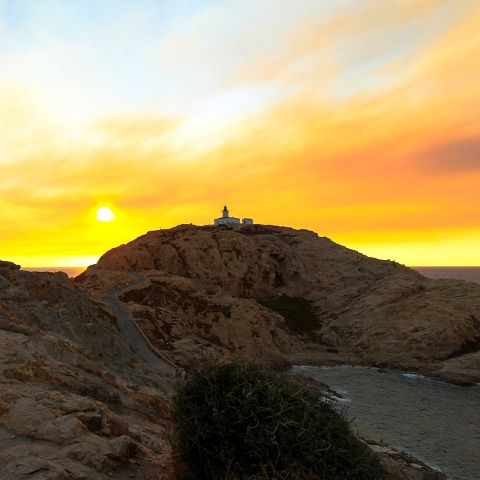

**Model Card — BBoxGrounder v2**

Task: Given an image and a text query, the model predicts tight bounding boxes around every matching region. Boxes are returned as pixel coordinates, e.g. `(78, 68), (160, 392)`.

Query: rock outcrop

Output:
(0, 263), (175, 479)
(78, 223), (480, 384)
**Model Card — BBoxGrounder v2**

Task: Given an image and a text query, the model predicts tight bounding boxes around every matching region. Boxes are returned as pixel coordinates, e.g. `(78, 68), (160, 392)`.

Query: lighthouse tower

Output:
(213, 205), (253, 225)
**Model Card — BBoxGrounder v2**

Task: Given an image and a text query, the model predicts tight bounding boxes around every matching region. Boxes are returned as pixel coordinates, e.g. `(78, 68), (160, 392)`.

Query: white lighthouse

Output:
(213, 205), (253, 225)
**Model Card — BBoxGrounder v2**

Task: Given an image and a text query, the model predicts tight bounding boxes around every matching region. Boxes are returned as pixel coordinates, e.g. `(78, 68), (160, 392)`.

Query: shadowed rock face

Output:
(0, 263), (176, 479)
(0, 264), (129, 364)
(81, 224), (480, 382)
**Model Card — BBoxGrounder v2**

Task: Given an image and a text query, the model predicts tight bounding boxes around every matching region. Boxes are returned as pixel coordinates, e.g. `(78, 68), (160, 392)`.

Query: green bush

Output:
(258, 295), (319, 338)
(173, 361), (385, 480)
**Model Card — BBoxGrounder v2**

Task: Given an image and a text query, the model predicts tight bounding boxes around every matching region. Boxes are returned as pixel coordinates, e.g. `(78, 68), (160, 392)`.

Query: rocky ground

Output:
(3, 220), (478, 479)
(0, 261), (176, 479)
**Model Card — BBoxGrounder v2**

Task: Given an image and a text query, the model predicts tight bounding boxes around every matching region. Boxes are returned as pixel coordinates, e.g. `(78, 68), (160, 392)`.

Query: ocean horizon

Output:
(24, 267), (87, 278)
(22, 265), (480, 283)
(412, 266), (480, 283)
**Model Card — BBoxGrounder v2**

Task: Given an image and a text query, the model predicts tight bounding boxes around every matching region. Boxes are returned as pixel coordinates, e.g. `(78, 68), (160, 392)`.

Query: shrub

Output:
(258, 295), (319, 337)
(173, 361), (384, 480)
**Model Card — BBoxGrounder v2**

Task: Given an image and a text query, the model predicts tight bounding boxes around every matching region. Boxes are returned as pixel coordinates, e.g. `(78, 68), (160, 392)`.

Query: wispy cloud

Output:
(416, 135), (480, 172)
(1, 0), (480, 266)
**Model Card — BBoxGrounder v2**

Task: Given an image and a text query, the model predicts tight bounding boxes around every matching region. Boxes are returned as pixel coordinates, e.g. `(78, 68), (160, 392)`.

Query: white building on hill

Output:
(214, 205), (254, 225)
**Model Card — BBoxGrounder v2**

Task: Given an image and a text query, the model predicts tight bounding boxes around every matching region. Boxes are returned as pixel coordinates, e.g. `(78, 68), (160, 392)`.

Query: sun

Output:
(96, 206), (116, 222)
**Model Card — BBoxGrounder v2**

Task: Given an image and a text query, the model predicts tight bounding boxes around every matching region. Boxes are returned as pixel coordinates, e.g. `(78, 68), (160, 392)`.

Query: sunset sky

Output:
(1, 0), (480, 269)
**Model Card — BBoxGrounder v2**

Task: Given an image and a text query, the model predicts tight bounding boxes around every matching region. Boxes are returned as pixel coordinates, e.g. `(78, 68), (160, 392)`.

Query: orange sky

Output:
(1, 0), (480, 268)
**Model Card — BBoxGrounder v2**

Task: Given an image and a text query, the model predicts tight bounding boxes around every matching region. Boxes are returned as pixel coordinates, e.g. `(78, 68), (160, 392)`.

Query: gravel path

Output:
(104, 272), (176, 376)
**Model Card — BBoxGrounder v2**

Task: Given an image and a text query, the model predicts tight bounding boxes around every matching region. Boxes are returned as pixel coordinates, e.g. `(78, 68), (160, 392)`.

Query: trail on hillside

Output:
(104, 272), (176, 376)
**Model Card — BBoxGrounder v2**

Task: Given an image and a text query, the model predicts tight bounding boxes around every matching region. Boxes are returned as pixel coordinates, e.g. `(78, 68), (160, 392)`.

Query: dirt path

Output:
(103, 272), (176, 376)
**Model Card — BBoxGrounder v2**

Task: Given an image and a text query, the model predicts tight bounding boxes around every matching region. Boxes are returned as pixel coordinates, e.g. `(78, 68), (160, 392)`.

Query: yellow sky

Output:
(1, 0), (480, 267)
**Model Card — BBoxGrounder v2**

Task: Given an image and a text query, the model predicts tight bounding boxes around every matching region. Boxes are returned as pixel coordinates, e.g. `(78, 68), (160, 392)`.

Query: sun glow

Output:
(96, 206), (116, 222)
(1, 2), (480, 267)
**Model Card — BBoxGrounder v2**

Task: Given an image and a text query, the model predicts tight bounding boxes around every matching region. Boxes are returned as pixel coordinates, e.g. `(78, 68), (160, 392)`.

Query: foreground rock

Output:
(78, 224), (480, 384)
(372, 444), (445, 480)
(0, 263), (175, 479)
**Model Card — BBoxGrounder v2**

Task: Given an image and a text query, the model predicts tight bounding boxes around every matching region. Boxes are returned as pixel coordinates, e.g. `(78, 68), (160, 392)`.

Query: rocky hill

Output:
(2, 220), (477, 479)
(79, 224), (480, 384)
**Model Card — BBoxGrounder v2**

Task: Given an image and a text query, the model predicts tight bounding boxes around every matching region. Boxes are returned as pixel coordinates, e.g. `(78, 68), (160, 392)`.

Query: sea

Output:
(24, 267), (86, 278)
(293, 366), (480, 480)
(412, 267), (480, 283)
(23, 266), (480, 282)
